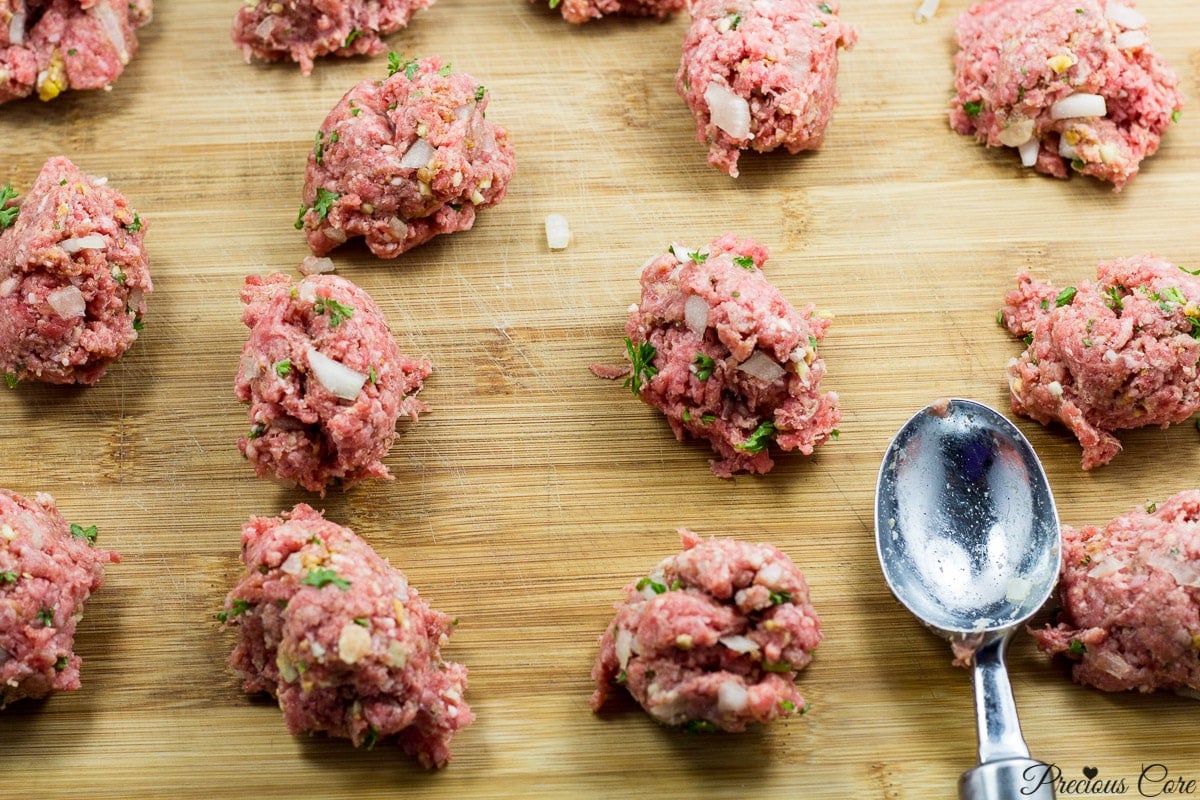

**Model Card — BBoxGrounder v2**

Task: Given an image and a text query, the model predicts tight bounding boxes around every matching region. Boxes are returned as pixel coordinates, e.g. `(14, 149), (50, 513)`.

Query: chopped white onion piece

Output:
(717, 680), (749, 713)
(47, 286), (86, 318)
(453, 103), (472, 122)
(299, 256), (335, 275)
(1144, 551), (1200, 588)
(1094, 650), (1133, 679)
(1050, 93), (1107, 120)
(1114, 29), (1147, 49)
(296, 280), (318, 304)
(615, 628), (633, 670)
(737, 350), (786, 383)
(9, 11), (25, 46)
(254, 14), (276, 39)
(544, 213), (571, 250)
(59, 234), (106, 253)
(1087, 557), (1124, 579)
(92, 1), (128, 62)
(997, 118), (1035, 147)
(1058, 137), (1078, 159)
(704, 82), (751, 140)
(1018, 138), (1040, 167)
(914, 0), (939, 22)
(306, 346), (367, 401)
(683, 294), (709, 337)
(718, 634), (760, 654)
(398, 137), (435, 169)
(1104, 1), (1146, 29)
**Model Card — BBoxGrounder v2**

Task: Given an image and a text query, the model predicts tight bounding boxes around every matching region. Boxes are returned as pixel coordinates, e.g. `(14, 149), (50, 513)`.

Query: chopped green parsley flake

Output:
(1172, 109), (1183, 124)
(762, 660), (792, 673)
(1146, 501), (1158, 513)
(343, 28), (361, 47)
(549, 0), (561, 8)
(69, 523), (98, 544)
(1104, 286), (1124, 312)
(0, 185), (18, 228)
(623, 337), (658, 396)
(682, 408), (692, 423)
(819, 1), (832, 11)
(692, 352), (715, 380)
(248, 423), (266, 440)
(313, 188), (340, 221)
(112, 267), (127, 284)
(313, 297), (355, 327)
(997, 310), (1006, 326)
(275, 359), (292, 378)
(701, 413), (716, 425)
(294, 203), (307, 230)
(636, 576), (668, 595)
(963, 100), (983, 118)
(353, 617), (369, 627)
(830, 428), (840, 440)
(768, 590), (792, 605)
(727, 12), (742, 29)
(780, 699), (796, 712)
(438, 63), (453, 77)
(736, 420), (777, 454)
(682, 720), (720, 733)
(125, 213), (142, 233)
(1070, 157), (1086, 172)
(36, 608), (54, 626)
(1067, 638), (1087, 656)
(615, 669), (627, 685)
(474, 85), (486, 103)
(217, 598), (252, 622)
(813, 19), (825, 26)
(302, 568), (351, 591)
(1055, 286), (1077, 307)
(1023, 332), (1034, 347)
(54, 656), (69, 671)
(362, 726), (379, 750)
(0, 571), (17, 584)
(732, 255), (755, 270)
(132, 316), (145, 332)
(4, 372), (17, 390)
(368, 365), (378, 385)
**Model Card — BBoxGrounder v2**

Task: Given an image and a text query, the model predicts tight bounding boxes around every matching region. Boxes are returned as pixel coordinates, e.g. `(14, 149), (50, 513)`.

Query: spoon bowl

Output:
(875, 398), (1061, 800)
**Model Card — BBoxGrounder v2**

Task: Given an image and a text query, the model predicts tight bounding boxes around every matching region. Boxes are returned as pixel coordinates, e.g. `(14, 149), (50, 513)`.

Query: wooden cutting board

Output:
(2, 1), (1198, 796)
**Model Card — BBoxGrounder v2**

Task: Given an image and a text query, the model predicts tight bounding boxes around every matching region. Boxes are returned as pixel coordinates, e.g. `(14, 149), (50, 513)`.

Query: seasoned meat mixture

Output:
(950, 0), (1183, 190)
(1000, 255), (1200, 469)
(591, 530), (822, 731)
(234, 272), (431, 494)
(1033, 491), (1200, 694)
(0, 156), (150, 386)
(222, 504), (472, 768)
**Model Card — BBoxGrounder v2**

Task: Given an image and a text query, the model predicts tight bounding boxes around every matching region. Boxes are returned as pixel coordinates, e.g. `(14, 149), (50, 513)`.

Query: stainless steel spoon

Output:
(875, 398), (1060, 800)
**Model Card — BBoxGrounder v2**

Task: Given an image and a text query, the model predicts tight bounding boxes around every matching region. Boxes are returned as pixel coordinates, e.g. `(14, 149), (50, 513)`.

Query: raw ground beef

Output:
(0, 155), (150, 386)
(222, 504), (472, 768)
(594, 233), (840, 477)
(1000, 255), (1200, 469)
(0, 0), (152, 104)
(232, 0), (432, 76)
(0, 488), (117, 707)
(1032, 491), (1200, 694)
(534, 0), (683, 24)
(950, 0), (1183, 190)
(676, 0), (856, 177)
(591, 530), (822, 731)
(234, 272), (431, 494)
(299, 55), (515, 259)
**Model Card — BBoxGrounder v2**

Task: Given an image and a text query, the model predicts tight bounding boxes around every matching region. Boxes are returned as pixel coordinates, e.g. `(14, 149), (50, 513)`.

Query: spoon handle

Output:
(959, 635), (1055, 800)
(971, 635), (1029, 763)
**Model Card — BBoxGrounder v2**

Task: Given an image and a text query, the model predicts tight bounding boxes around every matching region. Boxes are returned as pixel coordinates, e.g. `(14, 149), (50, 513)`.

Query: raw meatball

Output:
(221, 504), (472, 768)
(591, 529), (822, 731)
(950, 0), (1183, 190)
(676, 0), (856, 177)
(0, 489), (117, 707)
(1000, 256), (1200, 469)
(234, 272), (431, 494)
(1032, 491), (1200, 694)
(0, 0), (152, 104)
(298, 55), (516, 259)
(534, 0), (683, 24)
(595, 234), (840, 478)
(0, 156), (150, 387)
(231, 0), (432, 76)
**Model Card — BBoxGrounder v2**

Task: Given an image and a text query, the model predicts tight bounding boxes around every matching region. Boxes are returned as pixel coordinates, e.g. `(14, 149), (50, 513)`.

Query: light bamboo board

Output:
(1, 1), (1198, 797)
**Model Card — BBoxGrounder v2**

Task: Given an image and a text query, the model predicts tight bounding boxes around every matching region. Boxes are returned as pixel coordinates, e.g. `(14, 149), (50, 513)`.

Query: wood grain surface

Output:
(1, 1), (1199, 797)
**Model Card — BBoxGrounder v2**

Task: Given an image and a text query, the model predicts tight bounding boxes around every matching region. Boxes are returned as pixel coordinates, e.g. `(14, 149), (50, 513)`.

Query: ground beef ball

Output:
(0, 489), (117, 707)
(231, 0), (431, 76)
(595, 234), (840, 477)
(950, 0), (1183, 191)
(222, 504), (472, 768)
(234, 272), (431, 494)
(0, 0), (152, 104)
(591, 530), (822, 731)
(534, 0), (683, 24)
(0, 156), (150, 387)
(1000, 255), (1200, 469)
(676, 0), (856, 177)
(1032, 491), (1200, 694)
(298, 56), (516, 259)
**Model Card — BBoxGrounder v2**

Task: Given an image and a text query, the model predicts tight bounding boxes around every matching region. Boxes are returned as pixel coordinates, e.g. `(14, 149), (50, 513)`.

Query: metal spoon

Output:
(874, 398), (1060, 800)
